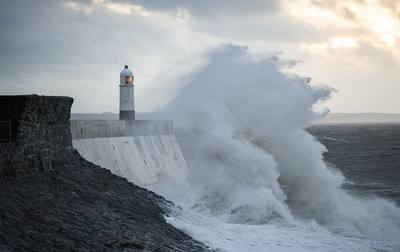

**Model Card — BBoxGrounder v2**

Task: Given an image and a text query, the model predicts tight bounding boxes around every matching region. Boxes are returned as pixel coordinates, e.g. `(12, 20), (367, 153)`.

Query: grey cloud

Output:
(0, 0), (171, 72)
(65, 0), (280, 18)
(308, 0), (366, 22)
(0, 1), (85, 67)
(352, 0), (367, 4)
(341, 6), (357, 21)
(309, 0), (337, 9)
(120, 0), (280, 17)
(379, 0), (400, 18)
(190, 14), (323, 44)
(355, 40), (398, 69)
(379, 0), (399, 11)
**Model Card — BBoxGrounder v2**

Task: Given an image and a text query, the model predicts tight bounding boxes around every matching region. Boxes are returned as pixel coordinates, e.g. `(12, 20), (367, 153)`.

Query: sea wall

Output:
(70, 120), (173, 138)
(72, 135), (187, 185)
(71, 120), (188, 185)
(70, 120), (187, 185)
(0, 95), (74, 179)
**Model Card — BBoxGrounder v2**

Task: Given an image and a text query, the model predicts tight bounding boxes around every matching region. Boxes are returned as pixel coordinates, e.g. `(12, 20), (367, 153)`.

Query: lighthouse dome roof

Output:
(120, 65), (133, 77)
(120, 65), (134, 86)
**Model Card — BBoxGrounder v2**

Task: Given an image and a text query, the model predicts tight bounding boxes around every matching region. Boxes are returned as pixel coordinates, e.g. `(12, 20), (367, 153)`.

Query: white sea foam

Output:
(146, 45), (400, 251)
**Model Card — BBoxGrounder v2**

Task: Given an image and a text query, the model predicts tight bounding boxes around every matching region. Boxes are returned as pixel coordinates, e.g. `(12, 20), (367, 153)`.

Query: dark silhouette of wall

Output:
(0, 95), (74, 179)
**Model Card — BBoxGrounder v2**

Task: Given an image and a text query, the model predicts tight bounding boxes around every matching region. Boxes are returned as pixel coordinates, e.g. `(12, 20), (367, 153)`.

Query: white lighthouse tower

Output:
(119, 65), (135, 120)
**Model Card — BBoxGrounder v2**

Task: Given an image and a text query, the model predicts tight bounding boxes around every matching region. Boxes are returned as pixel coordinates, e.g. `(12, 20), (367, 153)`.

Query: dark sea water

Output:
(308, 123), (400, 206)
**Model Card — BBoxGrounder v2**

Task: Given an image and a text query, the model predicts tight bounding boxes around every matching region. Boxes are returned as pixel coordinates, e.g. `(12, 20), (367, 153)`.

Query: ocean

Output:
(146, 123), (400, 252)
(309, 123), (400, 206)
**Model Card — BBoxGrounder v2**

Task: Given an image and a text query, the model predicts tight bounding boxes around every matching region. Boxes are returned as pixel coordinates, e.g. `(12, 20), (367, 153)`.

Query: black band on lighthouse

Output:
(120, 110), (135, 120)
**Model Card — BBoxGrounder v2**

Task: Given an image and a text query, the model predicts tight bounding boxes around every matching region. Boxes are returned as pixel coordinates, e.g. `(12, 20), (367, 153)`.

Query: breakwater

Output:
(70, 120), (188, 185)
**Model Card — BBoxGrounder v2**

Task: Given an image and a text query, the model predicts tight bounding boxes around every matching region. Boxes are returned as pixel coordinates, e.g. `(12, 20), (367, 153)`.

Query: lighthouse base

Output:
(119, 110), (135, 120)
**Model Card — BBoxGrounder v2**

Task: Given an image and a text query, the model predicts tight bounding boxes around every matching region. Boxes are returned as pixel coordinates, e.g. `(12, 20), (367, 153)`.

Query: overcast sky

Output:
(0, 0), (399, 114)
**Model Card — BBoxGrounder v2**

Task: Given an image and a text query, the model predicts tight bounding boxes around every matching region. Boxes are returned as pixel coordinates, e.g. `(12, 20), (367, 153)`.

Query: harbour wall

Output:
(0, 95), (74, 179)
(71, 120), (188, 185)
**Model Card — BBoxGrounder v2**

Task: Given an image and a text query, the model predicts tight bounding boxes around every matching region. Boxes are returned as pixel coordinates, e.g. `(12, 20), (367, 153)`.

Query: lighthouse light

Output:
(125, 76), (133, 85)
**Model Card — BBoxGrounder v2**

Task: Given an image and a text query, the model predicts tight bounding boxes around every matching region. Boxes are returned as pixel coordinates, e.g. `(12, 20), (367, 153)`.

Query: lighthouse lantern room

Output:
(119, 65), (135, 120)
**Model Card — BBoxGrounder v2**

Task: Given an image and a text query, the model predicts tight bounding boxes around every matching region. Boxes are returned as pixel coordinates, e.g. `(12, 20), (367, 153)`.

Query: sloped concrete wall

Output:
(71, 120), (188, 185)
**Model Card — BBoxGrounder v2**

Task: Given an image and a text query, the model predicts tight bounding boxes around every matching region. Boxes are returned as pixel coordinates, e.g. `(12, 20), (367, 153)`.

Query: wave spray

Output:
(150, 45), (400, 250)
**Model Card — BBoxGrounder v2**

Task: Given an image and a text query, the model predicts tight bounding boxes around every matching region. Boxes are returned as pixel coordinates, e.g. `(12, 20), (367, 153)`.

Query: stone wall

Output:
(0, 95), (74, 179)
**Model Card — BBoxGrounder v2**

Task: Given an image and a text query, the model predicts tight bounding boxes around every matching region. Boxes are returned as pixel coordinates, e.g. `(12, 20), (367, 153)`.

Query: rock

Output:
(0, 153), (213, 251)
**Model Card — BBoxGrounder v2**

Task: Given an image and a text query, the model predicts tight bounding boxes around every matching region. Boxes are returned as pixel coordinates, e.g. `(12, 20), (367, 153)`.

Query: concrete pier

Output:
(71, 120), (187, 185)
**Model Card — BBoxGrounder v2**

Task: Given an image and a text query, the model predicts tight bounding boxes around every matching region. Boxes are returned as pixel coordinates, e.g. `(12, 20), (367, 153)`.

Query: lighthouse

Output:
(119, 65), (135, 120)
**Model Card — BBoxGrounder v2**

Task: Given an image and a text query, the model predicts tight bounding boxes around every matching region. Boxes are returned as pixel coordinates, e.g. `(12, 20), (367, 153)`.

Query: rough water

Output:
(146, 45), (400, 251)
(309, 124), (400, 206)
